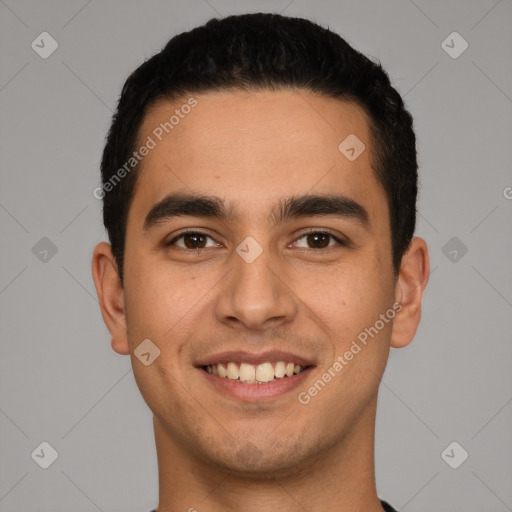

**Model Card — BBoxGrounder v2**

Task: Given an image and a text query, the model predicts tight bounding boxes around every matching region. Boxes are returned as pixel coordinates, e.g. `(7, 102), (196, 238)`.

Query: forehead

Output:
(140, 89), (372, 165)
(129, 89), (387, 229)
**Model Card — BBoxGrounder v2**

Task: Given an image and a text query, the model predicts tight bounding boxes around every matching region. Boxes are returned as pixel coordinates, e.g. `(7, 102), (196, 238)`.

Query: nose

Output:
(213, 242), (298, 331)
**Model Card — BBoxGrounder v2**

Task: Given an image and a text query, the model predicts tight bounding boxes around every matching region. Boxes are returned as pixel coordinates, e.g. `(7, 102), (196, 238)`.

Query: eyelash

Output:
(165, 229), (348, 251)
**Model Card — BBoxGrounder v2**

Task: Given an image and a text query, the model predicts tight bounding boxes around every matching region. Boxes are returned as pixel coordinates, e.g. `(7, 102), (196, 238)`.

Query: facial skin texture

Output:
(92, 89), (429, 512)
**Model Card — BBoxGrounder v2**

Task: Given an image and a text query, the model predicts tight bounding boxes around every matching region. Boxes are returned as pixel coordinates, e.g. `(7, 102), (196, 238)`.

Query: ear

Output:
(391, 237), (430, 348)
(91, 242), (130, 355)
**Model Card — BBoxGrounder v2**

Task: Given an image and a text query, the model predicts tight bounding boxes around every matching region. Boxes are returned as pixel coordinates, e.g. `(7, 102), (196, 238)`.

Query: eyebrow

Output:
(143, 192), (370, 231)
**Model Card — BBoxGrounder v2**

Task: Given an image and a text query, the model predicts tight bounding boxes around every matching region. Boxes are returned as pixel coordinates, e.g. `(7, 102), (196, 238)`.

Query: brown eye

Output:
(167, 232), (217, 249)
(183, 234), (207, 249)
(307, 233), (330, 248)
(294, 232), (345, 249)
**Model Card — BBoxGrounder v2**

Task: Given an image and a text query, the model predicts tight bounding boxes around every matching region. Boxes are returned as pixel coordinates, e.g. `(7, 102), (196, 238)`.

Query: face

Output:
(94, 89), (423, 478)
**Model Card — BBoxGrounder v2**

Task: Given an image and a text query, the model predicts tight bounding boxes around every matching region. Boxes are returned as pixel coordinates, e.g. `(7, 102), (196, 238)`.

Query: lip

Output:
(195, 350), (316, 402)
(198, 365), (314, 401)
(195, 349), (315, 367)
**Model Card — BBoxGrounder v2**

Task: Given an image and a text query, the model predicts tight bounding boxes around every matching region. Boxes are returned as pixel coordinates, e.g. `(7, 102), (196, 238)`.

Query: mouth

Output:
(196, 351), (315, 401)
(202, 361), (309, 384)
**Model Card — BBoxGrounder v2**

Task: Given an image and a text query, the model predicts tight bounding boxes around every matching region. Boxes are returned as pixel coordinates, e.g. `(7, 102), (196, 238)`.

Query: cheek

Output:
(298, 256), (393, 351)
(122, 260), (195, 412)
(124, 269), (193, 340)
(122, 247), (224, 348)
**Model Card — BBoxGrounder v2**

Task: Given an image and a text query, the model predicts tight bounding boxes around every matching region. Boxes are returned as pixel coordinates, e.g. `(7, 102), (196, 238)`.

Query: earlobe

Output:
(390, 237), (430, 349)
(91, 242), (130, 355)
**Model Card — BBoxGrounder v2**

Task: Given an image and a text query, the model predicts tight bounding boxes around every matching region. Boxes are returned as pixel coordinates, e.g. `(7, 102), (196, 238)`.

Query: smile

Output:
(203, 361), (307, 384)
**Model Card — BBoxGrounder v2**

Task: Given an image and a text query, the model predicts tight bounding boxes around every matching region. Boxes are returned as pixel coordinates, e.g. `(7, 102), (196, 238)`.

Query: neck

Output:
(154, 396), (383, 512)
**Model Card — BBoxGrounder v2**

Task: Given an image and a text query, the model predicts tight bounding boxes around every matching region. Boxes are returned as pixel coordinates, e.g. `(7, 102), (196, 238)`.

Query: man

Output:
(92, 12), (429, 512)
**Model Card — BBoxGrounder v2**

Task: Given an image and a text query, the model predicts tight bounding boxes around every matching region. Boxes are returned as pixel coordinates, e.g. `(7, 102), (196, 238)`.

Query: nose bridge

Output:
(214, 235), (297, 330)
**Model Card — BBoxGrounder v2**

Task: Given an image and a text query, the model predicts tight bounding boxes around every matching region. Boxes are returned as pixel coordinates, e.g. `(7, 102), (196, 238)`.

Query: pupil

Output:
(182, 233), (330, 250)
(308, 233), (328, 248)
(185, 234), (205, 249)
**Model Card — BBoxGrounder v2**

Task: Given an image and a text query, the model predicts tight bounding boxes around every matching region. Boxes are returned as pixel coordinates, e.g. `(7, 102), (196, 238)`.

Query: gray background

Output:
(1, 0), (511, 511)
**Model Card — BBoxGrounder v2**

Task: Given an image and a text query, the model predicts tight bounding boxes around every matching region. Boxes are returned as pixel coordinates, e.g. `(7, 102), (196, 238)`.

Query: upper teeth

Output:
(205, 361), (305, 383)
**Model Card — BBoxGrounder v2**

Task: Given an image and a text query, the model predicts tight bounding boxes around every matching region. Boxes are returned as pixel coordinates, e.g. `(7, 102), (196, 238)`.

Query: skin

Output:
(92, 89), (429, 512)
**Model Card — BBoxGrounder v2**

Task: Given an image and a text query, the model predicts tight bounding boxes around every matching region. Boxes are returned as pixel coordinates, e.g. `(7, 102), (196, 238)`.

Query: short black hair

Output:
(100, 12), (417, 283)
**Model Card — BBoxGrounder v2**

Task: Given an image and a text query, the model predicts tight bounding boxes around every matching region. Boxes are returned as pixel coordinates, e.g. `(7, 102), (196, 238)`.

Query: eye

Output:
(165, 230), (348, 251)
(166, 232), (219, 250)
(293, 231), (346, 250)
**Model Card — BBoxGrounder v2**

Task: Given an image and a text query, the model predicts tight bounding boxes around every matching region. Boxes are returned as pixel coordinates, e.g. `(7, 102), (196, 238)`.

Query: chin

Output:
(204, 437), (318, 480)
